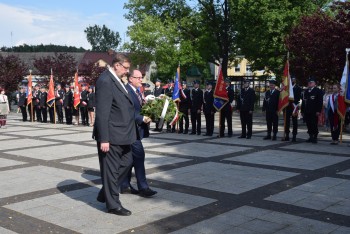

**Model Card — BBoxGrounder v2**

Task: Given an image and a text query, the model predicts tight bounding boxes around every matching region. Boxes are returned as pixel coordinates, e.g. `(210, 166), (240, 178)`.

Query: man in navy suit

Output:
(262, 80), (280, 140)
(93, 54), (137, 216)
(121, 69), (157, 198)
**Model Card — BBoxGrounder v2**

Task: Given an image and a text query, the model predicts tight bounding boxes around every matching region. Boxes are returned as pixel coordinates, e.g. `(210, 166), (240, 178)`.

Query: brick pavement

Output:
(0, 113), (349, 234)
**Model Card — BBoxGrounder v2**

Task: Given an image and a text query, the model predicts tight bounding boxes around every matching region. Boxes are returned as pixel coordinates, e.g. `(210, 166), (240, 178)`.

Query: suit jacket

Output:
(153, 87), (164, 97)
(179, 88), (191, 112)
(87, 92), (95, 108)
(222, 86), (235, 112)
(55, 89), (64, 106)
(262, 89), (280, 113)
(237, 88), (255, 112)
(301, 87), (323, 114)
(126, 83), (149, 139)
(191, 88), (203, 112)
(80, 90), (88, 107)
(39, 92), (47, 108)
(63, 90), (73, 108)
(18, 92), (27, 106)
(287, 84), (302, 111)
(203, 90), (215, 114)
(32, 90), (41, 106)
(93, 70), (137, 145)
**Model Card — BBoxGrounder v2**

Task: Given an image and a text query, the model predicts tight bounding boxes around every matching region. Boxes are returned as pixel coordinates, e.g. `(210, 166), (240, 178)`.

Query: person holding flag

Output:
(203, 81), (216, 136)
(46, 72), (56, 123)
(263, 80), (280, 140)
(218, 79), (234, 138)
(179, 81), (191, 134)
(327, 84), (342, 145)
(73, 71), (81, 125)
(26, 73), (34, 122)
(39, 86), (48, 123)
(190, 80), (203, 135)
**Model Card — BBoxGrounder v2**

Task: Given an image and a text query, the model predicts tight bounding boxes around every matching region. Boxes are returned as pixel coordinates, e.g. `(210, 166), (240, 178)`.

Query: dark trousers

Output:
(65, 107), (73, 124)
(240, 111), (252, 137)
(122, 140), (148, 190)
(266, 111), (278, 135)
(97, 143), (133, 210)
(28, 104), (35, 120)
(220, 109), (232, 136)
(49, 107), (55, 123)
(80, 106), (89, 125)
(304, 112), (318, 137)
(191, 111), (201, 134)
(56, 104), (63, 123)
(328, 110), (340, 141)
(35, 106), (42, 122)
(41, 107), (47, 123)
(284, 108), (298, 135)
(20, 106), (27, 121)
(204, 112), (215, 135)
(179, 111), (189, 133)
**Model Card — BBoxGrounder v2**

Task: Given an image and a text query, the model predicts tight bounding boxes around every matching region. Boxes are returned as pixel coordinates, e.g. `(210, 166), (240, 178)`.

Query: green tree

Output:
(84, 25), (121, 52)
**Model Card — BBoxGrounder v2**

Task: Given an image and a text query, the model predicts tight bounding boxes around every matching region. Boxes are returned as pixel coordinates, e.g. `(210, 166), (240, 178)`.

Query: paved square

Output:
(6, 129), (76, 137)
(281, 142), (350, 155)
(142, 138), (180, 148)
(0, 139), (56, 151)
(148, 162), (298, 194)
(206, 137), (290, 147)
(0, 158), (27, 168)
(149, 142), (251, 157)
(42, 132), (95, 143)
(226, 150), (348, 170)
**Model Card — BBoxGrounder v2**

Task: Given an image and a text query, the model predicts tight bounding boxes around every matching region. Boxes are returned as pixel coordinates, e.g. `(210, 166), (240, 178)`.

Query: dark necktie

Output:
(136, 89), (143, 106)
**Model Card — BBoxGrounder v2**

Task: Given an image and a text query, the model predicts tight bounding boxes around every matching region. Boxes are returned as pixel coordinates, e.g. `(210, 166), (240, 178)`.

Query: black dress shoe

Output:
(227, 134), (232, 138)
(238, 135), (246, 139)
(121, 186), (139, 194)
(263, 135), (271, 140)
(139, 188), (157, 198)
(217, 134), (224, 138)
(189, 132), (196, 135)
(183, 130), (188, 134)
(197, 132), (201, 135)
(246, 136), (251, 139)
(108, 207), (132, 216)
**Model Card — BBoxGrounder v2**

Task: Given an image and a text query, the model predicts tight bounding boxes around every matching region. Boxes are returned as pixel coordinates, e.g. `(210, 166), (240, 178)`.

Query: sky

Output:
(0, 0), (132, 50)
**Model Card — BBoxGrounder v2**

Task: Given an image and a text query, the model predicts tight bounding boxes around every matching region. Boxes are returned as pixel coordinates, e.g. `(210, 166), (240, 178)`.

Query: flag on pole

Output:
(26, 72), (33, 106)
(213, 64), (228, 111)
(278, 60), (294, 114)
(338, 50), (350, 120)
(172, 65), (180, 102)
(73, 71), (80, 110)
(47, 73), (55, 107)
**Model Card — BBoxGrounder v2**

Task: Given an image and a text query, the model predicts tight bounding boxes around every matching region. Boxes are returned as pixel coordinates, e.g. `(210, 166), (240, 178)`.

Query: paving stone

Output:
(238, 218), (287, 234)
(42, 132), (94, 142)
(6, 129), (76, 137)
(0, 227), (17, 234)
(205, 136), (283, 147)
(338, 168), (350, 176)
(142, 137), (180, 148)
(0, 126), (38, 132)
(0, 158), (27, 168)
(0, 135), (17, 140)
(185, 219), (235, 234)
(0, 139), (56, 151)
(281, 142), (350, 155)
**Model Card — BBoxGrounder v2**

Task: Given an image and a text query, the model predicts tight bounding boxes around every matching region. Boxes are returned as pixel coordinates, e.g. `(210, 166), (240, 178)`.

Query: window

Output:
(235, 64), (241, 73)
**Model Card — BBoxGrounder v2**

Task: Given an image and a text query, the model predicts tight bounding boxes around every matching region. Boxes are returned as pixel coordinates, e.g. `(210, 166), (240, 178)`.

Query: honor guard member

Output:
(218, 79), (234, 137)
(87, 86), (96, 126)
(178, 81), (191, 134)
(301, 77), (323, 143)
(236, 79), (255, 139)
(80, 84), (89, 126)
(39, 86), (48, 123)
(27, 85), (35, 121)
(262, 80), (280, 140)
(165, 80), (175, 132)
(203, 81), (216, 136)
(18, 86), (27, 121)
(282, 77), (302, 142)
(63, 84), (73, 125)
(153, 79), (164, 131)
(143, 83), (152, 97)
(190, 80), (203, 135)
(55, 84), (64, 123)
(32, 84), (42, 122)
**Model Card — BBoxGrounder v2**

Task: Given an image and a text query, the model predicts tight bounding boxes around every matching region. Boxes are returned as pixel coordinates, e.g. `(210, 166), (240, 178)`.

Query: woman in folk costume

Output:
(0, 88), (10, 128)
(327, 84), (341, 145)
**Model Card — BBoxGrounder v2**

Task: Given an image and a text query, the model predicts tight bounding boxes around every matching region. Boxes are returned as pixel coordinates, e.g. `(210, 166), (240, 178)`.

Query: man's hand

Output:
(100, 142), (110, 153)
(143, 116), (152, 123)
(197, 109), (201, 114)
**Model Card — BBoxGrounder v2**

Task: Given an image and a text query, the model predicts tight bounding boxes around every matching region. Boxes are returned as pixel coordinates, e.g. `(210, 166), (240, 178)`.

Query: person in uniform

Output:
(39, 86), (48, 123)
(236, 79), (255, 139)
(18, 87), (27, 121)
(72, 85), (80, 125)
(301, 77), (323, 143)
(262, 80), (280, 140)
(165, 80), (175, 132)
(87, 86), (96, 127)
(282, 77), (302, 142)
(190, 80), (203, 135)
(327, 84), (342, 145)
(55, 84), (64, 124)
(143, 83), (152, 97)
(27, 85), (35, 121)
(80, 84), (89, 126)
(178, 81), (191, 134)
(32, 84), (41, 122)
(218, 79), (234, 137)
(63, 84), (73, 125)
(203, 81), (215, 136)
(152, 79), (164, 131)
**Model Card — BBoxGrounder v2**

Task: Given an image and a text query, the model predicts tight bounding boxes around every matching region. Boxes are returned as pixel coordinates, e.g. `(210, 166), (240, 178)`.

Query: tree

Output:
(33, 53), (77, 85)
(84, 25), (121, 52)
(0, 55), (28, 92)
(286, 1), (350, 85)
(80, 62), (106, 85)
(232, 0), (330, 77)
(1, 44), (86, 52)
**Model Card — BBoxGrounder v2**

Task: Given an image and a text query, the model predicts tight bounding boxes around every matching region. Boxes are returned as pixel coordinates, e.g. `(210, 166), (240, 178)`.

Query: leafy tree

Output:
(84, 25), (121, 52)
(0, 55), (28, 92)
(1, 44), (86, 52)
(80, 61), (106, 85)
(286, 1), (350, 85)
(33, 53), (77, 85)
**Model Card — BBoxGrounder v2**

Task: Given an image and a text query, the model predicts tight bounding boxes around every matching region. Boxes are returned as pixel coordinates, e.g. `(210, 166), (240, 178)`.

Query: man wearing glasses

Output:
(93, 54), (137, 216)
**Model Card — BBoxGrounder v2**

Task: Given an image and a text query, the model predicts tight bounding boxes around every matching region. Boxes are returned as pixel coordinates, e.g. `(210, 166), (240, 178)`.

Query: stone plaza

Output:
(0, 113), (349, 234)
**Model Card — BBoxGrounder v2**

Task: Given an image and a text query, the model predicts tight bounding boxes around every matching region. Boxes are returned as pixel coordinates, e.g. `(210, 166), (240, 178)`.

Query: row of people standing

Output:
(17, 83), (96, 126)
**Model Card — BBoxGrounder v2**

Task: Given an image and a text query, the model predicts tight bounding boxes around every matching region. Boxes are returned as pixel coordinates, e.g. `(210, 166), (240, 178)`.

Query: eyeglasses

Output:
(131, 76), (143, 80)
(118, 63), (130, 70)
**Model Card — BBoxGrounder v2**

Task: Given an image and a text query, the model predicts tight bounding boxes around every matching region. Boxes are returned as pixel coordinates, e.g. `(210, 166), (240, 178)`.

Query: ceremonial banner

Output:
(278, 60), (294, 114)
(73, 71), (80, 110)
(172, 65), (180, 102)
(47, 74), (55, 107)
(213, 64), (228, 111)
(338, 50), (349, 120)
(26, 73), (33, 106)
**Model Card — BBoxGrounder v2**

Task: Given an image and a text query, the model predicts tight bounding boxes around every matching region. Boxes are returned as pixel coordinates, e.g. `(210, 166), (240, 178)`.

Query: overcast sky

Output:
(0, 0), (131, 49)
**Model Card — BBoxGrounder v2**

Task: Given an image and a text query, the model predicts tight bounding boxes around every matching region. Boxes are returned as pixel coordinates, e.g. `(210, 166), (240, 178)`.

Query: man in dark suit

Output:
(301, 77), (323, 143)
(282, 77), (302, 142)
(203, 81), (215, 136)
(39, 86), (47, 123)
(63, 85), (73, 125)
(179, 81), (191, 134)
(218, 79), (234, 137)
(32, 84), (41, 122)
(55, 84), (64, 124)
(93, 54), (137, 216)
(80, 84), (89, 126)
(190, 80), (203, 135)
(262, 80), (280, 140)
(18, 87), (27, 121)
(121, 69), (157, 198)
(236, 79), (255, 139)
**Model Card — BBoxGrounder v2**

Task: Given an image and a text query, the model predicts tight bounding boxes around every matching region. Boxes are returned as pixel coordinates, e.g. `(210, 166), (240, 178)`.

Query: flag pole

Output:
(29, 70), (33, 122)
(340, 49), (350, 143)
(51, 68), (56, 125)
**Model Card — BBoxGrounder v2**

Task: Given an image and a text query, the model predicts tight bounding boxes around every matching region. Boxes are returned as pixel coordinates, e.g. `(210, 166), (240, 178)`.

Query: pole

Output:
(31, 102), (33, 122)
(176, 102), (179, 133)
(283, 110), (287, 139)
(340, 120), (343, 144)
(54, 101), (56, 124)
